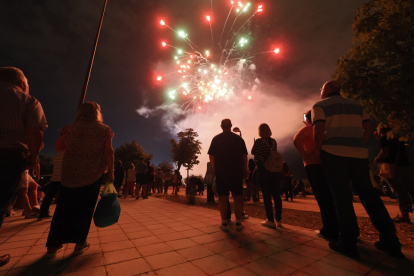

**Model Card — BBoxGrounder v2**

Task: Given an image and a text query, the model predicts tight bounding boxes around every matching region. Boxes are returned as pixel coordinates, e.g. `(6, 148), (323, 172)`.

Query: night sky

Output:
(1, 0), (366, 177)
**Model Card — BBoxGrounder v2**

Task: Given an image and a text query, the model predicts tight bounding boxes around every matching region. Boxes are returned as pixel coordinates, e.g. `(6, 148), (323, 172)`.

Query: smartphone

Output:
(303, 113), (307, 122)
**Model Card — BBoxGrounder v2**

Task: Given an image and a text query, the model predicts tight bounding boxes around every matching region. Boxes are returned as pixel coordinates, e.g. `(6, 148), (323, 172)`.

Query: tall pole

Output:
(78, 0), (108, 109)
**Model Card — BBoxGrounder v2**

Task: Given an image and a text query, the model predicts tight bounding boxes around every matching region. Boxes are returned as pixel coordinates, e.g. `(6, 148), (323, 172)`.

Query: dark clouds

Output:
(1, 0), (364, 176)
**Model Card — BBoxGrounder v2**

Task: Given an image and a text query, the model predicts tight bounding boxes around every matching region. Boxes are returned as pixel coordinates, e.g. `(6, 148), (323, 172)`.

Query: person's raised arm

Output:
(293, 132), (308, 159)
(209, 155), (215, 170)
(105, 136), (114, 182)
(251, 140), (258, 155)
(55, 135), (65, 152)
(313, 121), (326, 157)
(27, 127), (44, 168)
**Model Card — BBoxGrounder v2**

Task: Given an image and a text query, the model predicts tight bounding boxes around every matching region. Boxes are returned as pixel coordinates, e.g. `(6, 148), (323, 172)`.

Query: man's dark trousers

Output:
(39, 181), (61, 217)
(305, 164), (338, 238)
(320, 151), (400, 249)
(206, 184), (215, 202)
(0, 150), (25, 227)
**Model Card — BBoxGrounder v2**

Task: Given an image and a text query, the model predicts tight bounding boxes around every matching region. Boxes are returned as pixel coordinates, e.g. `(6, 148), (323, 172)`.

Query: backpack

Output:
(263, 139), (283, 172)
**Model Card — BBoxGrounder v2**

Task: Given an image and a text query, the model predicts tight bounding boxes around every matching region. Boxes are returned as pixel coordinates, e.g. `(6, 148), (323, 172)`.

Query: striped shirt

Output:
(0, 82), (48, 154)
(251, 137), (277, 163)
(50, 151), (65, 182)
(312, 95), (370, 159)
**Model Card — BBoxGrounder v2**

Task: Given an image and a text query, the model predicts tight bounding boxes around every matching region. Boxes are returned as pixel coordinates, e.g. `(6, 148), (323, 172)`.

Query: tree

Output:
(39, 154), (54, 175)
(157, 161), (174, 173)
(333, 0), (414, 138)
(115, 141), (153, 168)
(170, 128), (202, 177)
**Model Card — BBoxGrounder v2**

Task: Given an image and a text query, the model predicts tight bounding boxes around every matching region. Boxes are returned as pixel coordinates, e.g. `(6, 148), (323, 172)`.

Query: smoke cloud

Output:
(137, 78), (319, 177)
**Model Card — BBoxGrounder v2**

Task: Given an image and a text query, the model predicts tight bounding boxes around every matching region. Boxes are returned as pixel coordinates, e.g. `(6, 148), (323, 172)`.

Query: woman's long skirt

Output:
(46, 177), (102, 247)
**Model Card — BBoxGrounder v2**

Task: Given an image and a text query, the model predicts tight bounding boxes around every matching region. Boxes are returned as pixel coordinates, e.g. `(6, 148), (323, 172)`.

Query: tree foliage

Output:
(157, 161), (174, 173)
(170, 128), (202, 175)
(114, 141), (153, 168)
(333, 0), (414, 138)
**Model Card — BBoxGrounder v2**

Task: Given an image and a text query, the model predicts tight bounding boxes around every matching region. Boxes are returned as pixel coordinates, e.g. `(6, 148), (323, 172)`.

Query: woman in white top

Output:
(123, 164), (136, 198)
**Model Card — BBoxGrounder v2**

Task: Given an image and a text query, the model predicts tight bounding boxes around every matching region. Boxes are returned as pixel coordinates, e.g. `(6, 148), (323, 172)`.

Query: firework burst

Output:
(157, 1), (280, 112)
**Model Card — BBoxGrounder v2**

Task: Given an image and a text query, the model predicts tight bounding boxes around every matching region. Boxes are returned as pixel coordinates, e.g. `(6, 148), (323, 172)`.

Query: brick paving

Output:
(1, 196), (413, 276)
(174, 188), (414, 221)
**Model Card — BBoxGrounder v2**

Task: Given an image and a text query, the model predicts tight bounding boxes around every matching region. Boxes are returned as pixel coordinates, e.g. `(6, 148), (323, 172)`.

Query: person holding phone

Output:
(293, 110), (338, 240)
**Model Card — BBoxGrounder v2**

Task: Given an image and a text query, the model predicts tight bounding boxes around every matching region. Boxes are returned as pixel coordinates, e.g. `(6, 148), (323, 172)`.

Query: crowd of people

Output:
(0, 67), (409, 267)
(206, 80), (409, 259)
(116, 160), (182, 199)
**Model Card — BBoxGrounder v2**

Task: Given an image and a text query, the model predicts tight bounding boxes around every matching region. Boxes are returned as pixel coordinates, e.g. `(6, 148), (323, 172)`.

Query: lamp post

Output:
(78, 0), (108, 109)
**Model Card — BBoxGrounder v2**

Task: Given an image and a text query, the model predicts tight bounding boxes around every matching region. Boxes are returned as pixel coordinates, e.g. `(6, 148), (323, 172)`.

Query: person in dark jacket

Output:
(374, 127), (414, 223)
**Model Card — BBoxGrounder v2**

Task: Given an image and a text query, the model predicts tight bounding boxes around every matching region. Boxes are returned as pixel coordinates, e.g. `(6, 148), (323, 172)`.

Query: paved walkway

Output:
(173, 188), (414, 221)
(1, 197), (413, 276)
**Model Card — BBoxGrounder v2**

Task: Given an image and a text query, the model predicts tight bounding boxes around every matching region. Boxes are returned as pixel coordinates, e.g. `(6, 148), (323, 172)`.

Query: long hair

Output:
(74, 101), (103, 122)
(258, 123), (272, 138)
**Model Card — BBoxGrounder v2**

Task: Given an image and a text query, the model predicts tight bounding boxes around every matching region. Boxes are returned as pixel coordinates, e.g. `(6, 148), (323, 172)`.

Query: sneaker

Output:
(24, 212), (39, 219)
(241, 214), (249, 219)
(135, 196), (139, 200)
(37, 214), (53, 221)
(329, 241), (359, 258)
(143, 196), (149, 199)
(261, 220), (276, 228)
(235, 222), (244, 231)
(374, 241), (405, 259)
(276, 221), (282, 227)
(5, 209), (16, 217)
(32, 205), (41, 214)
(219, 223), (229, 231)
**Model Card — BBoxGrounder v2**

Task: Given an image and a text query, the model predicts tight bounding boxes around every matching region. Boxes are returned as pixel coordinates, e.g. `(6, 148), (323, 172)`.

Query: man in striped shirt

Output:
(312, 81), (403, 258)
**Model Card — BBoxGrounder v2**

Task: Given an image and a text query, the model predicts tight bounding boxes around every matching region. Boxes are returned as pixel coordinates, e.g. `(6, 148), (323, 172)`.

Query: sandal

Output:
(46, 245), (64, 257)
(74, 242), (90, 255)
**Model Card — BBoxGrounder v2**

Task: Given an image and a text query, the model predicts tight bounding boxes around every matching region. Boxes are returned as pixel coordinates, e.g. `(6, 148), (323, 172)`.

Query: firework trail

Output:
(156, 1), (279, 112)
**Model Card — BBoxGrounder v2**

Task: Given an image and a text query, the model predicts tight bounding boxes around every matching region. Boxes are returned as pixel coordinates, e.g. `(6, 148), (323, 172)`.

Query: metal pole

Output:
(78, 0), (108, 109)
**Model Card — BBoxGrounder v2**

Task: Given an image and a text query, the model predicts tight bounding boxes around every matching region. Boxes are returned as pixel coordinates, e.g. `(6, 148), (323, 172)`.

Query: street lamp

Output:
(233, 127), (242, 137)
(78, 0), (108, 109)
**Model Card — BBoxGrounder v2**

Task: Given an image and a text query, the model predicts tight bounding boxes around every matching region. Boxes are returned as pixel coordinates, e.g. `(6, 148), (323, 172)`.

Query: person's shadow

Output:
(14, 250), (96, 276)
